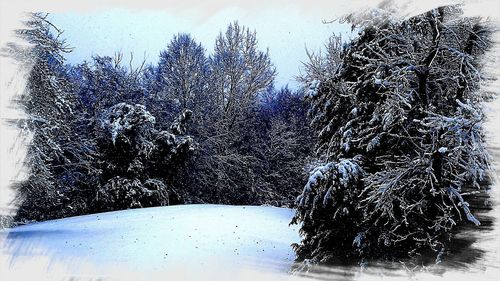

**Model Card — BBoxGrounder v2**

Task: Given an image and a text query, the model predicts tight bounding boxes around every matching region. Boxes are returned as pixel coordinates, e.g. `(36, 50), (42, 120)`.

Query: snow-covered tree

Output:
(185, 22), (277, 204)
(258, 87), (315, 206)
(292, 6), (494, 265)
(4, 13), (94, 221)
(210, 22), (275, 130)
(93, 103), (195, 211)
(71, 54), (148, 117)
(157, 34), (209, 114)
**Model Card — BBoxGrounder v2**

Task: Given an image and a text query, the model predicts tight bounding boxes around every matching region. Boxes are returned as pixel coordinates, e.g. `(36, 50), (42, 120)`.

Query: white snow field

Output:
(0, 205), (304, 280)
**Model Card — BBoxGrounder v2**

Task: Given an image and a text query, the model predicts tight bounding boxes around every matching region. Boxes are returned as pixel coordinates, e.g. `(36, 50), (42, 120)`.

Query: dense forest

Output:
(2, 4), (495, 268)
(4, 15), (314, 222)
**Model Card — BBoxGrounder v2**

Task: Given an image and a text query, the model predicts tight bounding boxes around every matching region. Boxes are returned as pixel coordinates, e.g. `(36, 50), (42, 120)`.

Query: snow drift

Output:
(0, 205), (301, 279)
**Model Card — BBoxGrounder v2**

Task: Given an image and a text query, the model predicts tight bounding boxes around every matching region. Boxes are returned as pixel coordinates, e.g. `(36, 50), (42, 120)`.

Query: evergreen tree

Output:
(4, 13), (94, 221)
(93, 103), (195, 211)
(292, 6), (494, 265)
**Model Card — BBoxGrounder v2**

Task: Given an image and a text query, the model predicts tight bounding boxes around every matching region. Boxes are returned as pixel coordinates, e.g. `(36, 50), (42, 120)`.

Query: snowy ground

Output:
(2, 97), (500, 281)
(0, 205), (302, 280)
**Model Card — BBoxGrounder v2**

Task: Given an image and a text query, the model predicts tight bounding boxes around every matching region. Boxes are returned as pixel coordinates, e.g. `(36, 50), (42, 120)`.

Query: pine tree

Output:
(4, 13), (94, 221)
(292, 6), (494, 265)
(93, 103), (195, 211)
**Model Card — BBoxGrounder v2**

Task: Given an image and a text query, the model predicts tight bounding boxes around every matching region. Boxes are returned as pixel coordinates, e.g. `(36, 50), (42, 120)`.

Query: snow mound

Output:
(0, 205), (301, 278)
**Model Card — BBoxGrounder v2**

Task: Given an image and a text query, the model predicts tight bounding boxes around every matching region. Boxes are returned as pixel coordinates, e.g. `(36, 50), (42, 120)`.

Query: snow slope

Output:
(0, 205), (301, 280)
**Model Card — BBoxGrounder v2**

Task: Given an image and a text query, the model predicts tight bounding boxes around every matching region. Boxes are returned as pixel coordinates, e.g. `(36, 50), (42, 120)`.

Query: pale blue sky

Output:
(48, 7), (352, 88)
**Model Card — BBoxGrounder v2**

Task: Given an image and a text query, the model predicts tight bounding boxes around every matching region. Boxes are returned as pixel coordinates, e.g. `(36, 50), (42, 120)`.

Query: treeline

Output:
(6, 13), (314, 222)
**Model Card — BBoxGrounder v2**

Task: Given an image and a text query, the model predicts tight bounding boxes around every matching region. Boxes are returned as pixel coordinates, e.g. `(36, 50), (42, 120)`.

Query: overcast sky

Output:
(48, 8), (352, 88)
